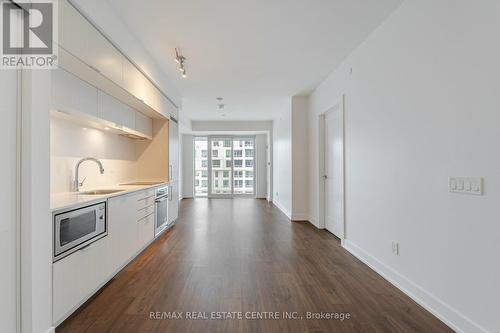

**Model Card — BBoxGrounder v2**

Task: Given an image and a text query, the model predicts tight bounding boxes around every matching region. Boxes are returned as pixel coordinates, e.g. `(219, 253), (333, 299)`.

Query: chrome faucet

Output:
(74, 157), (104, 192)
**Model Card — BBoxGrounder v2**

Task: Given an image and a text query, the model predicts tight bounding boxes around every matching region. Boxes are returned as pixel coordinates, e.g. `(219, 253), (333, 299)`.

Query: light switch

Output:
(449, 177), (483, 195)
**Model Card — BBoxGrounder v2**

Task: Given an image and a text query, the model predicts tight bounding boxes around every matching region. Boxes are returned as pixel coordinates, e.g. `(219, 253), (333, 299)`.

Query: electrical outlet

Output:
(391, 241), (399, 256)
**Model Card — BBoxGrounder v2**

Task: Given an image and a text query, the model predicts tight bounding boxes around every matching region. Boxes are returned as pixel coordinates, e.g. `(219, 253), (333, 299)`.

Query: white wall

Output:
(307, 1), (500, 332)
(1, 58), (19, 333)
(21, 70), (53, 333)
(191, 120), (272, 132)
(291, 96), (309, 220)
(272, 101), (292, 217)
(181, 134), (194, 198)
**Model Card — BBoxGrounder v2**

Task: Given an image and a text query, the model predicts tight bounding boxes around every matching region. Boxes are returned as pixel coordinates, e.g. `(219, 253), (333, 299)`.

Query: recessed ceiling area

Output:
(106, 0), (402, 121)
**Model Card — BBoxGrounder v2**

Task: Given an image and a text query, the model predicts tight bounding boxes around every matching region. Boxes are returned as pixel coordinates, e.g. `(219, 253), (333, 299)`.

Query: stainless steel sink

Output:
(79, 189), (124, 195)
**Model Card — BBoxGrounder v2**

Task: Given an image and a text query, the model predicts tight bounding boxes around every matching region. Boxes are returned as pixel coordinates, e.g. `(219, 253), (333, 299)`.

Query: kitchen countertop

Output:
(51, 181), (168, 213)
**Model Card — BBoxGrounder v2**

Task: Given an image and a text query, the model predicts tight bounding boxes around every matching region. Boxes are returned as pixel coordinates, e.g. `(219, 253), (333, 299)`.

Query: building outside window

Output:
(245, 160), (253, 167)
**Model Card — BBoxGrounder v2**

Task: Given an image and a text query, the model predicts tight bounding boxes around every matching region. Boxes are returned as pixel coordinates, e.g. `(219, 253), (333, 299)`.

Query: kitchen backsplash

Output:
(51, 117), (141, 193)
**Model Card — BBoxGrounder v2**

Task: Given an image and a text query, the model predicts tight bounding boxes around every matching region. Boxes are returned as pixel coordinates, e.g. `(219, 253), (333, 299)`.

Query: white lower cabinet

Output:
(53, 188), (159, 325)
(53, 236), (109, 324)
(107, 192), (142, 273)
(139, 213), (155, 247)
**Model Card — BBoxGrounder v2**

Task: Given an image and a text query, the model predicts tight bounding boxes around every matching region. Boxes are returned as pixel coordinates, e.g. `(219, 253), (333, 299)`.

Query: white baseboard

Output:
(46, 326), (55, 333)
(272, 200), (291, 219)
(291, 213), (309, 221)
(343, 240), (489, 333)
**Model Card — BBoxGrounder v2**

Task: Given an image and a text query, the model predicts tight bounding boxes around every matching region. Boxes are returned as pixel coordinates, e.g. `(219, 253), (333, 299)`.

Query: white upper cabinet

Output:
(52, 68), (98, 118)
(98, 91), (135, 130)
(59, 0), (92, 61)
(135, 111), (153, 138)
(123, 61), (155, 108)
(60, 0), (123, 86)
(87, 30), (124, 85)
(58, 0), (178, 119)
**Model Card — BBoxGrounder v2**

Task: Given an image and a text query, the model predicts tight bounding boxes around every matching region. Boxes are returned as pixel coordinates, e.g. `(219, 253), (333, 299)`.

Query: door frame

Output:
(193, 136), (208, 197)
(318, 94), (346, 243)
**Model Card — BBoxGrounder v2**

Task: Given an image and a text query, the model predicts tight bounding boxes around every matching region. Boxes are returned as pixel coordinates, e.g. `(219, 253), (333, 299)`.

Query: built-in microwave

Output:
(53, 202), (107, 262)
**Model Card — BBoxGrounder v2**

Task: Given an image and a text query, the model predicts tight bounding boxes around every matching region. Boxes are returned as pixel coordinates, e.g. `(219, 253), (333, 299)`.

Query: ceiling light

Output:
(216, 97), (223, 101)
(174, 49), (179, 63)
(174, 48), (187, 78)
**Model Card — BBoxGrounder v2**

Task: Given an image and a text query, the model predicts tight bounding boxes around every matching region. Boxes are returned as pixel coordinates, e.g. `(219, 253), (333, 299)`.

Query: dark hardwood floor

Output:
(57, 198), (453, 333)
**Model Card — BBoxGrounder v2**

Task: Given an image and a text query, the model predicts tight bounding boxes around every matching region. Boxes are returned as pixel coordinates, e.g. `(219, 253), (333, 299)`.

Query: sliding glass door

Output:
(195, 136), (255, 197)
(232, 138), (255, 195)
(210, 137), (233, 195)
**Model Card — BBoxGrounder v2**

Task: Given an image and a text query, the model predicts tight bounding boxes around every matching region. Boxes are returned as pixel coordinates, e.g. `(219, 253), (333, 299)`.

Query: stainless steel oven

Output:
(53, 202), (107, 262)
(155, 186), (169, 237)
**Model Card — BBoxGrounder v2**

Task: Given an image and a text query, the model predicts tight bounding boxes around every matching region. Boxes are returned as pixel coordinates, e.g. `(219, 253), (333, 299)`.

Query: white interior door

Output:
(324, 105), (344, 238)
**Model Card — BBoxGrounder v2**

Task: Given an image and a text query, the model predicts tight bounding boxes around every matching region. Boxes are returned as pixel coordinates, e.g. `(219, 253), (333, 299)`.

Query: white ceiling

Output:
(106, 0), (402, 121)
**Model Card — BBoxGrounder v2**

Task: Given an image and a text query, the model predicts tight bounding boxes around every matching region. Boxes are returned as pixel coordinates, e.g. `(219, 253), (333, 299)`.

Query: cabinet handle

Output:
(80, 243), (94, 252)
